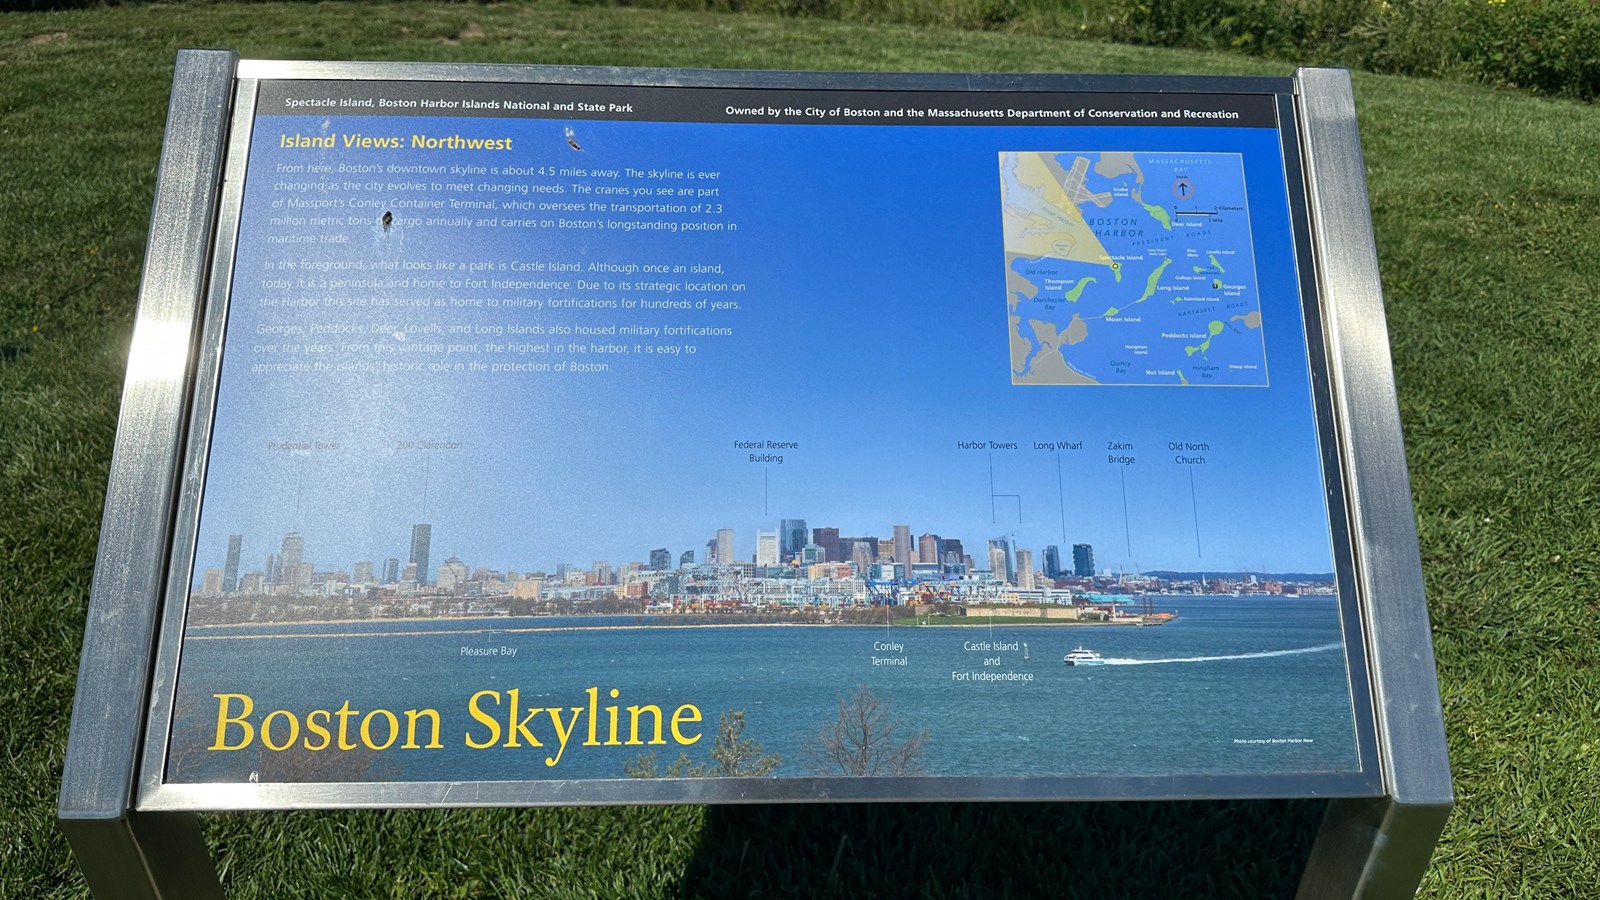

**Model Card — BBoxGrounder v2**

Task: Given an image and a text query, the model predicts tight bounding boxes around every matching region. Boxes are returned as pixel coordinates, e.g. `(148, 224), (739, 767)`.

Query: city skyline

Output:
(193, 507), (1334, 596)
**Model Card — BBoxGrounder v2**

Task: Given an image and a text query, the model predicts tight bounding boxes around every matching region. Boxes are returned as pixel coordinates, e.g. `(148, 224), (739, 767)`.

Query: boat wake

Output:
(1101, 642), (1342, 666)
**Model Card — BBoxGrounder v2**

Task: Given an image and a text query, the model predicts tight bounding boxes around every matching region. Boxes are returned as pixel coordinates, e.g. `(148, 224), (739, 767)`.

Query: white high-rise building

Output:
(988, 547), (1008, 581)
(1016, 549), (1035, 590)
(755, 530), (779, 566)
(437, 557), (469, 593)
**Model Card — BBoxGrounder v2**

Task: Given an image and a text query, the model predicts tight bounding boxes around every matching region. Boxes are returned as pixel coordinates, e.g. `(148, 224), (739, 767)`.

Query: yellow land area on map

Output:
(1000, 152), (1116, 268)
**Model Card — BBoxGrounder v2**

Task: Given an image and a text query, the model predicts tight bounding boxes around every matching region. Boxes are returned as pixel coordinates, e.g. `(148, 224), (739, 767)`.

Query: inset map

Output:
(999, 151), (1268, 387)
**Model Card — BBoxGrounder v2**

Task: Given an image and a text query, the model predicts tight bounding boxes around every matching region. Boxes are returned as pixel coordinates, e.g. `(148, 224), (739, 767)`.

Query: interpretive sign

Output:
(60, 53), (1451, 899)
(147, 74), (1378, 799)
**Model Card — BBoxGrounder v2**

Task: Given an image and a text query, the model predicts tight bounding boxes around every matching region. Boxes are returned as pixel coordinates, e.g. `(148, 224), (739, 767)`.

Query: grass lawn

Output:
(3, 2), (1598, 897)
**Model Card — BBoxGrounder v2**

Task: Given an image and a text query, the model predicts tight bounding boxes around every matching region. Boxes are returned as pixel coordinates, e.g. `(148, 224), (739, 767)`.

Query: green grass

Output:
(3, 2), (1599, 897)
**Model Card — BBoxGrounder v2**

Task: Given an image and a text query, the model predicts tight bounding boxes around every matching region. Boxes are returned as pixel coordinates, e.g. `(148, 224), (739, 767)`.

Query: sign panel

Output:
(142, 71), (1380, 803)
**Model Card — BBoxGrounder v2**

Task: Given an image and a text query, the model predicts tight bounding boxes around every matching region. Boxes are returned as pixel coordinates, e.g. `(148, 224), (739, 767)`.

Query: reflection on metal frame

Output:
(57, 48), (238, 900)
(57, 53), (1449, 899)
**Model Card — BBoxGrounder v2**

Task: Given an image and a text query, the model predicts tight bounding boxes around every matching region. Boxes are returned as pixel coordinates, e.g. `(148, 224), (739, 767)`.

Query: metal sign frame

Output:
(58, 50), (1451, 898)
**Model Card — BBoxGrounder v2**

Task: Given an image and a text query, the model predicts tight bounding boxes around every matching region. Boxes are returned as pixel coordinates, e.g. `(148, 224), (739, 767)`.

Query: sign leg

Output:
(1295, 796), (1451, 899)
(61, 811), (223, 900)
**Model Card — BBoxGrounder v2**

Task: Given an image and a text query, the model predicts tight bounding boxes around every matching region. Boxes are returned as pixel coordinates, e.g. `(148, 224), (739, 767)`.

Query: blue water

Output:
(166, 596), (1360, 784)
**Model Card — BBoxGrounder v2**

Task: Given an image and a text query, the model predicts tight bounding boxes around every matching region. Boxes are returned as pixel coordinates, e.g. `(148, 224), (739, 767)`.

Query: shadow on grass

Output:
(678, 798), (1323, 899)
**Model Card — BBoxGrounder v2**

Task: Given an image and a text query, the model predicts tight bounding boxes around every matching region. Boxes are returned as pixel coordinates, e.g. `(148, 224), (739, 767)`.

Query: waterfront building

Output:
(1073, 543), (1095, 577)
(779, 518), (808, 563)
(807, 562), (853, 581)
(410, 523), (433, 586)
(649, 548), (671, 571)
(680, 549), (694, 567)
(222, 534), (242, 594)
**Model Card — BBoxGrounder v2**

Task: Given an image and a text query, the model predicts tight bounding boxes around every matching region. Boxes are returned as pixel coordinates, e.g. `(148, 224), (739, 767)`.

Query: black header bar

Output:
(256, 79), (1279, 129)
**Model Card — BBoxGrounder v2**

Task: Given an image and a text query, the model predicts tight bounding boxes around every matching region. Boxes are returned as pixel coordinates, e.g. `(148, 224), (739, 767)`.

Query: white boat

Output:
(1063, 647), (1106, 666)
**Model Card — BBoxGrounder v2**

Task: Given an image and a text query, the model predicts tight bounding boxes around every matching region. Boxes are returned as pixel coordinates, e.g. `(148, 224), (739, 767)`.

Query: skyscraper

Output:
(384, 558), (400, 584)
(649, 548), (671, 571)
(715, 529), (735, 565)
(811, 527), (841, 563)
(680, 549), (695, 567)
(353, 560), (374, 584)
(438, 557), (469, 593)
(1016, 549), (1035, 590)
(892, 524), (912, 570)
(988, 547), (1008, 580)
(779, 518), (808, 563)
(223, 534), (242, 594)
(837, 536), (878, 569)
(943, 538), (965, 567)
(989, 535), (1016, 583)
(849, 543), (875, 572)
(1073, 543), (1095, 578)
(410, 524), (433, 586)
(918, 533), (940, 564)
(279, 533), (305, 587)
(1043, 545), (1062, 579)
(756, 530), (779, 566)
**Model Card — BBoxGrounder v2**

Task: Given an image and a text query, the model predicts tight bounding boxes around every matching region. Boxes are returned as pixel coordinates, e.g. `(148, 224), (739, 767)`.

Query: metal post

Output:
(58, 48), (238, 899)
(1291, 66), (1453, 899)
